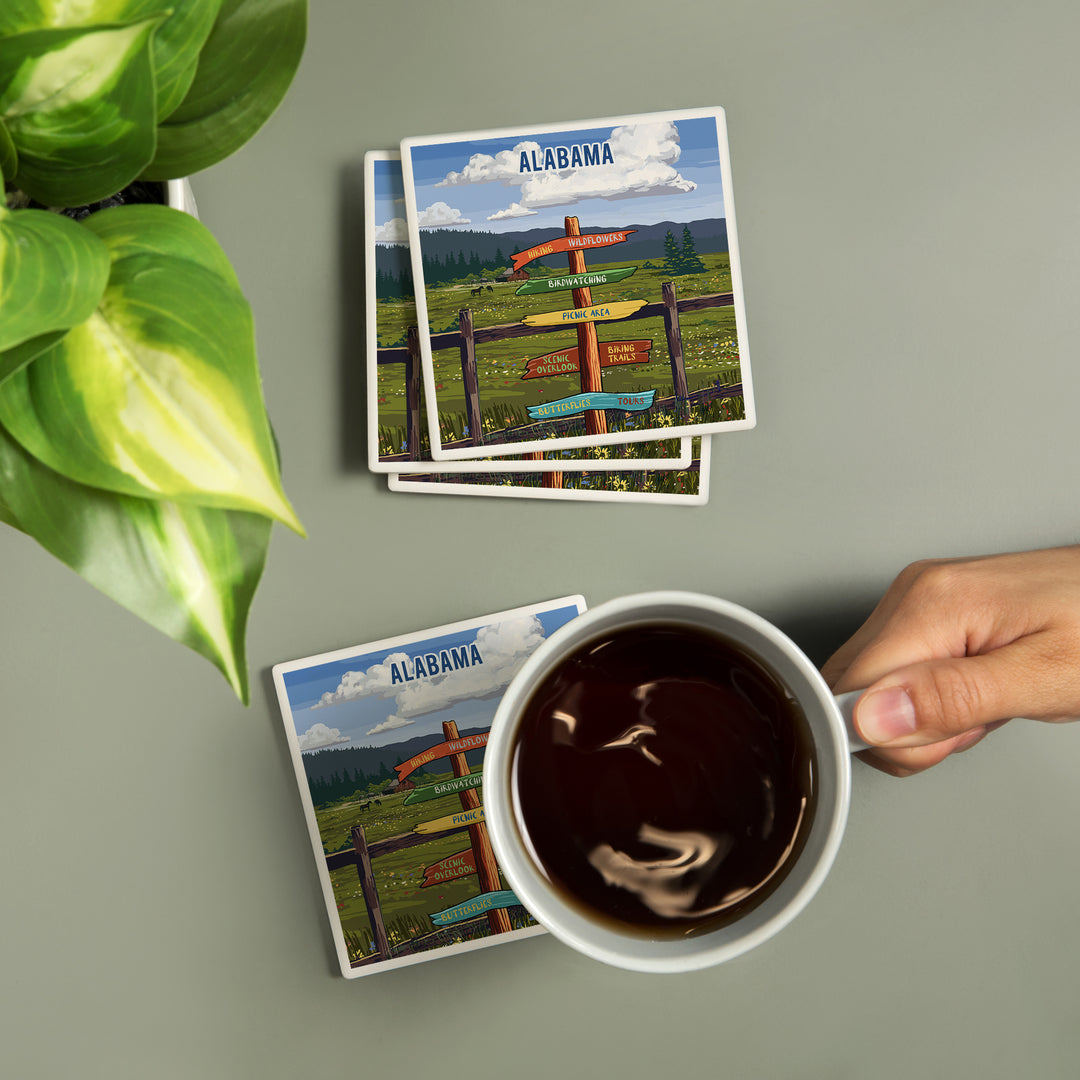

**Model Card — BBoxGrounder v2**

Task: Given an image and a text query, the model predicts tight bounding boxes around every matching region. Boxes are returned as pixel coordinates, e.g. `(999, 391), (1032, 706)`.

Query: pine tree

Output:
(662, 229), (683, 275)
(680, 225), (706, 273)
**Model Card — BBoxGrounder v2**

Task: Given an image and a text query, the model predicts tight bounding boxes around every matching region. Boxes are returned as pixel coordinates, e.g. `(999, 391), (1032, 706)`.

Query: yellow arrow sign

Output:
(414, 806), (486, 835)
(521, 299), (646, 328)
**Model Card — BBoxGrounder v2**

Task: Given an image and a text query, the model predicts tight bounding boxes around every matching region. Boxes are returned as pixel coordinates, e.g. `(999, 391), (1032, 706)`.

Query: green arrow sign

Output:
(516, 266), (637, 296)
(403, 774), (483, 805)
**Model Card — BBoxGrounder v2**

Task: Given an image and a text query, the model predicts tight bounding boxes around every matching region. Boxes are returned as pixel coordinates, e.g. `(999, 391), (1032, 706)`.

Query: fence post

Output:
(442, 720), (513, 935)
(405, 326), (422, 459)
(661, 281), (689, 401)
(457, 308), (484, 446)
(351, 824), (391, 961)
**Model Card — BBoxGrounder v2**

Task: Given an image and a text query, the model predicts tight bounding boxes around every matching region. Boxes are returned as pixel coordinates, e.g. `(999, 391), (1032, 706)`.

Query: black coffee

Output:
(510, 622), (817, 938)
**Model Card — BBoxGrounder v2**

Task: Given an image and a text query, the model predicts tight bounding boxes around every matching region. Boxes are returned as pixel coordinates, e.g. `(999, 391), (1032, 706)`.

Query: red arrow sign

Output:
(394, 732), (489, 783)
(522, 340), (653, 379)
(422, 849), (476, 887)
(510, 230), (636, 272)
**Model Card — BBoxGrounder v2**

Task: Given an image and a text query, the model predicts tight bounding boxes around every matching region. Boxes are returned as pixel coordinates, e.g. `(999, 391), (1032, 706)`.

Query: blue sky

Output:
(282, 605), (580, 753)
(374, 114), (728, 242)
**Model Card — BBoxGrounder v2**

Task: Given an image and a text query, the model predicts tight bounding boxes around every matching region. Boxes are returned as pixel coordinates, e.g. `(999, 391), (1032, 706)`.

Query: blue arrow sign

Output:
(430, 890), (522, 926)
(526, 390), (655, 420)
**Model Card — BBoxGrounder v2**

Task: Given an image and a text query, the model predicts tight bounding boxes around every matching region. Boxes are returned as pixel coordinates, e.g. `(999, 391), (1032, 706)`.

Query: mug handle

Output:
(834, 690), (872, 753)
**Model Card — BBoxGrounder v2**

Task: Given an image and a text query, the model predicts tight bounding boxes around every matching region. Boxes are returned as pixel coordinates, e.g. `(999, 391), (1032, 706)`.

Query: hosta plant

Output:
(0, 0), (307, 703)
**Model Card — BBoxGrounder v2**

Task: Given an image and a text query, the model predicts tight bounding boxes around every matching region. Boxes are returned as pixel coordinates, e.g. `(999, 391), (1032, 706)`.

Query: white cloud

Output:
(311, 616), (547, 723)
(609, 121), (683, 168)
(488, 202), (538, 221)
(392, 615), (546, 717)
(461, 122), (696, 219)
(366, 715), (414, 736)
(314, 651), (411, 708)
(417, 201), (470, 228)
(436, 143), (541, 186)
(518, 158), (695, 207)
(374, 216), (409, 243)
(297, 722), (351, 751)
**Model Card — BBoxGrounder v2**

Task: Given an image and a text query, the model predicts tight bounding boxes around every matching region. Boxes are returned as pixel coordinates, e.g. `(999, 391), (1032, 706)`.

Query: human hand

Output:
(821, 546), (1080, 776)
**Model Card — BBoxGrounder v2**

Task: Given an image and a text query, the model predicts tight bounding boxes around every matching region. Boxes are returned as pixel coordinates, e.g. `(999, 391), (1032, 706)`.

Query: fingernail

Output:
(952, 726), (987, 754)
(858, 686), (918, 744)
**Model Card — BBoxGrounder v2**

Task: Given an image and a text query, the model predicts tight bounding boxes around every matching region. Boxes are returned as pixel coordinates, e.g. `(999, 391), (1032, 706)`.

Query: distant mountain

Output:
(385, 218), (728, 269)
(302, 725), (489, 786)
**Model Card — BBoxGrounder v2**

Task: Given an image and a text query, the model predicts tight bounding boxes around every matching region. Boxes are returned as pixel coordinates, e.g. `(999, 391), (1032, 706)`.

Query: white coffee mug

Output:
(482, 591), (867, 974)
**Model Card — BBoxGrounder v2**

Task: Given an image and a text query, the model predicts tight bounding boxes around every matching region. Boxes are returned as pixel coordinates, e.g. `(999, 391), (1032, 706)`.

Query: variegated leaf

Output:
(0, 330), (68, 385)
(0, 1), (224, 123)
(0, 116), (16, 182)
(145, 0), (306, 179)
(0, 201), (110, 351)
(0, 17), (162, 206)
(0, 204), (303, 533)
(0, 419), (270, 701)
(86, 200), (239, 285)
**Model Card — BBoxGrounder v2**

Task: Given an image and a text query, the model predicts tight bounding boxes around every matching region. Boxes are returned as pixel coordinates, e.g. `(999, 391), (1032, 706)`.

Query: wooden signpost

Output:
(405, 720), (512, 936)
(510, 219), (654, 435)
(566, 216), (605, 437)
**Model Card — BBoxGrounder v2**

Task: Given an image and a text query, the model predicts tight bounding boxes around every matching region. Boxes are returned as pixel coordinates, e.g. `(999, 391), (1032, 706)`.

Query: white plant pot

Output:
(165, 178), (198, 218)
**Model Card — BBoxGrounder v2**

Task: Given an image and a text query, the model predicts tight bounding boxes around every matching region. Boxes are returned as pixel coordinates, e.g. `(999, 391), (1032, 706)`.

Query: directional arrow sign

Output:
(421, 849), (476, 887)
(526, 390), (655, 420)
(394, 732), (488, 783)
(403, 774), (484, 806)
(510, 230), (636, 272)
(430, 890), (521, 926)
(522, 340), (653, 379)
(515, 266), (637, 296)
(522, 299), (646, 328)
(414, 806), (486, 835)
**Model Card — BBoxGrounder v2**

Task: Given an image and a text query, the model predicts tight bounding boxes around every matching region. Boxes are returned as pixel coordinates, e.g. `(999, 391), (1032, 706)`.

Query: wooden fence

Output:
(376, 282), (742, 461)
(324, 721), (520, 969)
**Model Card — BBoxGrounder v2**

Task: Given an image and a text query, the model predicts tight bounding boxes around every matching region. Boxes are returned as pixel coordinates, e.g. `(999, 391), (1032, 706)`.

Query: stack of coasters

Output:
(366, 107), (753, 504)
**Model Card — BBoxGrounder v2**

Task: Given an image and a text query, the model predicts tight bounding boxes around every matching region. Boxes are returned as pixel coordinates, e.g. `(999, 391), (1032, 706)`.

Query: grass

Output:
(374, 252), (742, 443)
(319, 771), (534, 963)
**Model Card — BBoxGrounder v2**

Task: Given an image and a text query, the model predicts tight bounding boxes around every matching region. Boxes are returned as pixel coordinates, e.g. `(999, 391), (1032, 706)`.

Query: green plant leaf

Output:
(144, 0), (306, 180)
(0, 204), (304, 533)
(0, 479), (20, 529)
(0, 203), (110, 351)
(0, 329), (67, 385)
(0, 1), (225, 124)
(0, 419), (269, 701)
(0, 116), (16, 183)
(0, 17), (162, 206)
(86, 201), (240, 287)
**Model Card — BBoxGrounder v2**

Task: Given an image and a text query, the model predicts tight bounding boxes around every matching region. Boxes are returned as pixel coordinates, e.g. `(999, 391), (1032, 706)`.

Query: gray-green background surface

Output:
(4, 2), (1080, 1076)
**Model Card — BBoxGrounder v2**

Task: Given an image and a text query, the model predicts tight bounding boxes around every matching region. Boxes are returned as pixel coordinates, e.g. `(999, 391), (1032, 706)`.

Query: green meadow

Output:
(374, 254), (742, 447)
(317, 774), (526, 963)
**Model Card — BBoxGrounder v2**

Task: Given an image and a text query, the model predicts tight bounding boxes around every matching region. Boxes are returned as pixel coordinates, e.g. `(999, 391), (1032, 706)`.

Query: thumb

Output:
(854, 636), (1057, 747)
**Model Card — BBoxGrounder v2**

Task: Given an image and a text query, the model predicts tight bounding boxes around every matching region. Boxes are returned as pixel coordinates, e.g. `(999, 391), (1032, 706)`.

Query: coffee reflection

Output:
(510, 624), (817, 937)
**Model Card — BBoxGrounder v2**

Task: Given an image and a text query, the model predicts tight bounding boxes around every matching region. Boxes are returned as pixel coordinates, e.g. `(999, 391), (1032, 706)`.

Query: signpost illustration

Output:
(521, 339), (653, 380)
(510, 218), (653, 438)
(511, 217), (658, 435)
(327, 720), (520, 968)
(404, 720), (514, 936)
